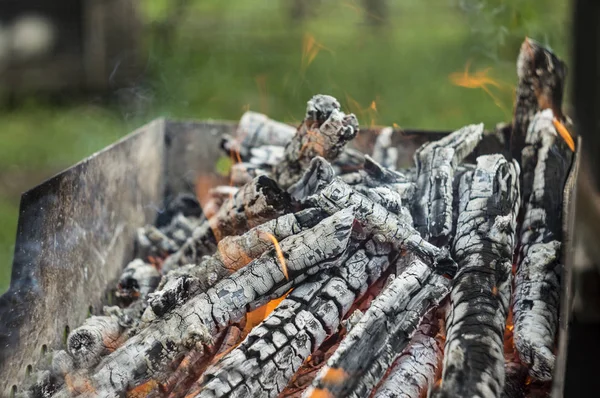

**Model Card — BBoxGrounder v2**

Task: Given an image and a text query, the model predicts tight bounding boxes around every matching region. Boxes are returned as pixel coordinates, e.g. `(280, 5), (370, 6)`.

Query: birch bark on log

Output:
(412, 124), (483, 246)
(305, 253), (450, 398)
(433, 154), (520, 398)
(55, 210), (353, 397)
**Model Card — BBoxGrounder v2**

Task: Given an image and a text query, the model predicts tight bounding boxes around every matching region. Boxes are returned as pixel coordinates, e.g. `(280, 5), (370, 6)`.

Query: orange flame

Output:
(244, 292), (290, 335)
(449, 60), (512, 117)
(126, 379), (159, 397)
(552, 118), (575, 152)
(261, 232), (289, 280)
(301, 33), (331, 73)
(345, 93), (380, 127)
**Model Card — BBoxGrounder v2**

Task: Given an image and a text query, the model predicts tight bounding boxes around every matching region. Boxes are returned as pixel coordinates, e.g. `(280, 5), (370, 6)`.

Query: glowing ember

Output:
(126, 379), (159, 397)
(552, 118), (575, 152)
(449, 60), (512, 117)
(243, 292), (289, 335)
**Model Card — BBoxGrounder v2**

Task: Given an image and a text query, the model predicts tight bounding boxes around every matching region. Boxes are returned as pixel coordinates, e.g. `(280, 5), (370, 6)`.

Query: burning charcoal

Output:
(248, 145), (286, 168)
(165, 175), (292, 267)
(155, 193), (203, 228)
(147, 210), (328, 318)
(136, 212), (203, 259)
(116, 259), (161, 304)
(412, 123), (484, 246)
(230, 163), (269, 187)
(67, 210), (353, 396)
(234, 111), (297, 159)
(305, 253), (450, 398)
(372, 126), (398, 170)
(513, 109), (573, 381)
(511, 38), (568, 162)
(192, 239), (393, 398)
(274, 94), (359, 189)
(201, 186), (239, 220)
(433, 154), (520, 398)
(372, 313), (443, 398)
(502, 361), (528, 398)
(291, 157), (456, 274)
(67, 315), (126, 369)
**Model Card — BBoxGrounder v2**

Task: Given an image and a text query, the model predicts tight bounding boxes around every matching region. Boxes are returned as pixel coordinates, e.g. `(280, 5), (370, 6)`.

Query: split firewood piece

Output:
(274, 94), (359, 189)
(433, 154), (520, 398)
(147, 209), (328, 318)
(513, 109), (572, 381)
(412, 123), (484, 246)
(511, 38), (567, 162)
(372, 312), (443, 398)
(291, 157), (456, 274)
(162, 175), (292, 271)
(116, 259), (161, 305)
(305, 253), (450, 398)
(67, 315), (127, 369)
(372, 127), (398, 170)
(191, 241), (392, 398)
(333, 147), (365, 174)
(450, 164), (475, 239)
(73, 210), (353, 396)
(233, 111), (297, 159)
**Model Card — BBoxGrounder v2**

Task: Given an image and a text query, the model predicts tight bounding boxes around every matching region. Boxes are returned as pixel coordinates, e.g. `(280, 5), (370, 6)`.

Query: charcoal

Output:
(371, 127), (398, 170)
(116, 259), (161, 304)
(274, 94), (359, 189)
(306, 253), (449, 398)
(156, 193), (203, 228)
(433, 154), (520, 398)
(412, 124), (483, 245)
(66, 315), (125, 369)
(511, 38), (567, 162)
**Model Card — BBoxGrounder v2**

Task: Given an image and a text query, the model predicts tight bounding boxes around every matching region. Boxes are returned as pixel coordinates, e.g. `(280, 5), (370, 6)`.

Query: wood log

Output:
(201, 186), (239, 220)
(514, 109), (572, 381)
(146, 209), (328, 318)
(116, 259), (161, 304)
(274, 94), (359, 189)
(191, 242), (393, 398)
(412, 124), (484, 246)
(62, 210), (353, 396)
(371, 127), (398, 170)
(433, 154), (520, 398)
(372, 313), (443, 398)
(305, 253), (450, 398)
(510, 38), (567, 162)
(233, 111), (296, 159)
(229, 163), (269, 187)
(67, 315), (126, 369)
(162, 175), (292, 272)
(290, 157), (456, 275)
(502, 361), (528, 398)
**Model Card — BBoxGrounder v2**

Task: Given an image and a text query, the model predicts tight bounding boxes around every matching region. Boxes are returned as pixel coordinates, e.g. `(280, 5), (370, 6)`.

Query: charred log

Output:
(412, 124), (483, 245)
(60, 210), (352, 396)
(274, 94), (359, 189)
(371, 127), (398, 170)
(433, 154), (520, 398)
(305, 253), (449, 398)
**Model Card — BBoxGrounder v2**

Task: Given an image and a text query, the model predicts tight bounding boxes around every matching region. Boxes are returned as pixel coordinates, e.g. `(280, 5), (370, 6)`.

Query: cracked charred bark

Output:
(273, 94), (359, 189)
(53, 210), (353, 397)
(146, 209), (328, 318)
(190, 238), (394, 398)
(372, 313), (443, 398)
(514, 110), (572, 381)
(305, 253), (449, 398)
(161, 175), (292, 272)
(290, 157), (456, 274)
(412, 124), (483, 246)
(432, 154), (520, 398)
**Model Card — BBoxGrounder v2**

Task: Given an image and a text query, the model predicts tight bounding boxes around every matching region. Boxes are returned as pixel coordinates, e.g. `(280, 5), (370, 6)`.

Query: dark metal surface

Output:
(0, 120), (574, 396)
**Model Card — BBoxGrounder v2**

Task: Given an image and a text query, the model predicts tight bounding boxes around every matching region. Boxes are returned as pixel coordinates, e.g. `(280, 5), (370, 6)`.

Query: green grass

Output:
(0, 0), (570, 292)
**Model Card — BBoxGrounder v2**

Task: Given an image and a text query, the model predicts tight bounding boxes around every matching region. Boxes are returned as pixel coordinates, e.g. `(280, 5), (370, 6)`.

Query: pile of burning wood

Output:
(22, 38), (574, 398)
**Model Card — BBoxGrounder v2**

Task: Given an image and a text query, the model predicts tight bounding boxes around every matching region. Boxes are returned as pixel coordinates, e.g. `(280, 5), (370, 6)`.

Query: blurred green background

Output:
(0, 0), (570, 292)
